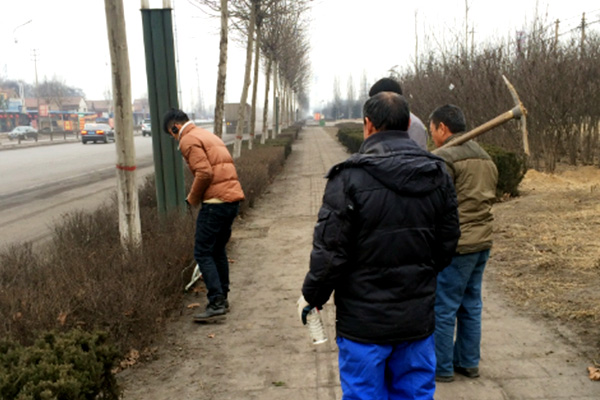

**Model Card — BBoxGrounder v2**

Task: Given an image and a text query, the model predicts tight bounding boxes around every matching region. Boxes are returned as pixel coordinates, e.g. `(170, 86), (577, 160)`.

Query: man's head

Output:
(429, 104), (466, 148)
(368, 77), (403, 97)
(362, 92), (410, 139)
(162, 108), (190, 139)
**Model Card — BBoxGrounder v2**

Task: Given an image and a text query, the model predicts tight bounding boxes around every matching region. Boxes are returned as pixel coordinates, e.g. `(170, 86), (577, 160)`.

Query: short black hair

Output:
(428, 104), (466, 134)
(363, 92), (410, 132)
(368, 77), (403, 97)
(162, 108), (189, 134)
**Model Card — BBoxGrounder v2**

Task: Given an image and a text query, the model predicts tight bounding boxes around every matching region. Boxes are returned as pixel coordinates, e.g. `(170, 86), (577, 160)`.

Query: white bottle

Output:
(306, 308), (328, 345)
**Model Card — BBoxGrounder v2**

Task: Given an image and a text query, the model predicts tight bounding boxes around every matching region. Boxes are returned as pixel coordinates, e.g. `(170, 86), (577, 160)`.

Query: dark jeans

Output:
(194, 202), (239, 304)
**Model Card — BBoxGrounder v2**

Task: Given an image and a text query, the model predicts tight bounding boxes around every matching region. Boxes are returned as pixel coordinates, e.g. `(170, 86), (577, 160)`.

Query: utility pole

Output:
(554, 19), (560, 52)
(32, 49), (40, 133)
(104, 0), (142, 247)
(414, 11), (419, 74)
(580, 12), (586, 58)
(464, 0), (469, 59)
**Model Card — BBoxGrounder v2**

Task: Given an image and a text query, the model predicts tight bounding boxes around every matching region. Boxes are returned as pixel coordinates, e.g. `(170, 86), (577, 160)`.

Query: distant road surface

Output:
(0, 124), (235, 249)
(0, 137), (155, 248)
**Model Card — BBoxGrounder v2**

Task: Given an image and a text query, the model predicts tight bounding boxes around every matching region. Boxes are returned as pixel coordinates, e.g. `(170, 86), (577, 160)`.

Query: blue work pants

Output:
(337, 335), (436, 400)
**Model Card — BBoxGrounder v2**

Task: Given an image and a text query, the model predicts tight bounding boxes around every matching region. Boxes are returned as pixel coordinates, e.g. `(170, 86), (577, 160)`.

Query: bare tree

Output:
(347, 76), (355, 119)
(190, 0), (235, 137)
(214, 0), (229, 137)
(333, 77), (342, 120)
(232, 0), (257, 158)
(104, 0), (141, 247)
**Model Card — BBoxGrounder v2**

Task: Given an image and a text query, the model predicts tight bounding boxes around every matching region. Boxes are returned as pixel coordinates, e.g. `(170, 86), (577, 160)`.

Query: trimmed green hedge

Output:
(335, 125), (526, 198)
(481, 144), (527, 197)
(0, 330), (121, 399)
(336, 124), (363, 153)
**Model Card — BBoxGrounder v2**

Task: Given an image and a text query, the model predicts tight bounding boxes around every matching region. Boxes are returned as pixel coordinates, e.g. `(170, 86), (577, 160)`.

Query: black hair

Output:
(363, 92), (410, 132)
(428, 104), (466, 134)
(368, 77), (403, 97)
(162, 108), (189, 134)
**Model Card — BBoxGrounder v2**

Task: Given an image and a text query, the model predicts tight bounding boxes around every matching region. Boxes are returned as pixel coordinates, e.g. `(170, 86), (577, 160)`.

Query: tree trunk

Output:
(234, 0), (257, 158)
(280, 83), (286, 129)
(249, 20), (261, 150)
(213, 0), (228, 138)
(261, 57), (272, 144)
(272, 61), (278, 138)
(104, 0), (141, 248)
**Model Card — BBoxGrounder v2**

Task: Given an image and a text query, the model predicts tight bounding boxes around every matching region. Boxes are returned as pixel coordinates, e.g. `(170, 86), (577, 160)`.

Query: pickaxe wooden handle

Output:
(437, 75), (530, 156)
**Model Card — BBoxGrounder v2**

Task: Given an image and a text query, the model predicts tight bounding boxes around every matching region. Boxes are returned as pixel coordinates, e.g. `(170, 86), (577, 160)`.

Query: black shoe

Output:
(435, 375), (454, 383)
(224, 298), (230, 313)
(454, 366), (479, 378)
(193, 300), (226, 322)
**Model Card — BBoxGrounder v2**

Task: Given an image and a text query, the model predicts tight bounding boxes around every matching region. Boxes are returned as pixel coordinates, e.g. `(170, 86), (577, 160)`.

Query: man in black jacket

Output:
(300, 92), (461, 399)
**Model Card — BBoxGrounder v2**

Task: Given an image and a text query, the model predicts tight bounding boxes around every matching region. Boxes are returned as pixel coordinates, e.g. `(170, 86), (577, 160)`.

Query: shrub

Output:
(0, 133), (295, 361)
(0, 329), (121, 399)
(482, 144), (527, 197)
(336, 123), (363, 153)
(333, 126), (526, 198)
(236, 141), (288, 213)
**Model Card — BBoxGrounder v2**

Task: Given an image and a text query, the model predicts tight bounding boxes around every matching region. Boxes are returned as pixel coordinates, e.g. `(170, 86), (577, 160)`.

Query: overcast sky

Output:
(2, 0), (599, 114)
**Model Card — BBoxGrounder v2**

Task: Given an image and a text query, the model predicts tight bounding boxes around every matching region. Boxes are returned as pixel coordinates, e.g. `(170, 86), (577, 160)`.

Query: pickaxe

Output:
(436, 75), (530, 156)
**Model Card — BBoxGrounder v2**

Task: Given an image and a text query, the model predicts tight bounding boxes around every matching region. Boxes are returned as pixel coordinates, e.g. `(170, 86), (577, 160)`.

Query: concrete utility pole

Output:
(580, 13), (586, 58)
(104, 0), (142, 247)
(32, 49), (40, 131)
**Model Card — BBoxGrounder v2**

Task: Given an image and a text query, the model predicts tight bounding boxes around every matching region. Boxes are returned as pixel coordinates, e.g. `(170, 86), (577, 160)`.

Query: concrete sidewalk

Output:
(267, 126), (598, 399)
(120, 126), (599, 399)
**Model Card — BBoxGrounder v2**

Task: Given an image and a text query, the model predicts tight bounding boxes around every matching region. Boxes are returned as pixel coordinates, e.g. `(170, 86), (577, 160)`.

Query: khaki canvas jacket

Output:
(433, 134), (498, 254)
(178, 123), (245, 206)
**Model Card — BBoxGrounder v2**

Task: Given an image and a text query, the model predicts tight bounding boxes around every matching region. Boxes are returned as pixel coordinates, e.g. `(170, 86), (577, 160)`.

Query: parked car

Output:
(81, 123), (114, 144)
(141, 119), (151, 136)
(8, 126), (38, 141)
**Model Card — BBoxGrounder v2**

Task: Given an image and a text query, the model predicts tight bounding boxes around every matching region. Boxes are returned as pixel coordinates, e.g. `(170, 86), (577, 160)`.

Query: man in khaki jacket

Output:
(163, 109), (245, 322)
(429, 104), (498, 382)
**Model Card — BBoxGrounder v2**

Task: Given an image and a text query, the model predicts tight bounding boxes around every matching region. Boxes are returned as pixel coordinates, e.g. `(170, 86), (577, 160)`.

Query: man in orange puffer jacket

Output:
(163, 109), (245, 322)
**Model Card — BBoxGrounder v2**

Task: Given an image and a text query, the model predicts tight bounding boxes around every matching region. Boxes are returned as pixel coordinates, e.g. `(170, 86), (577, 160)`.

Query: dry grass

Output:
(489, 165), (600, 356)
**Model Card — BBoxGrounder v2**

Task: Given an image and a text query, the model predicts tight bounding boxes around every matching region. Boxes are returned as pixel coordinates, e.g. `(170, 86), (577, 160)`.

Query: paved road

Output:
(0, 125), (254, 249)
(0, 136), (155, 248)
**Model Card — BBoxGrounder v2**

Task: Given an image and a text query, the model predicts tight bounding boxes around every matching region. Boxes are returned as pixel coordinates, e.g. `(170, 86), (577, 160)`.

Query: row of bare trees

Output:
(398, 12), (600, 172)
(192, 0), (312, 158)
(320, 11), (599, 172)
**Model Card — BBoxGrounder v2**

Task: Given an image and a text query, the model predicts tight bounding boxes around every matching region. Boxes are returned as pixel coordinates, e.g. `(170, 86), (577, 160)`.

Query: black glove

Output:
(297, 295), (323, 325)
(301, 305), (314, 325)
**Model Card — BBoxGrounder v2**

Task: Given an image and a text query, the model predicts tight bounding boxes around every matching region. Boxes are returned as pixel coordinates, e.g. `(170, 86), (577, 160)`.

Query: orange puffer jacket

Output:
(178, 123), (245, 206)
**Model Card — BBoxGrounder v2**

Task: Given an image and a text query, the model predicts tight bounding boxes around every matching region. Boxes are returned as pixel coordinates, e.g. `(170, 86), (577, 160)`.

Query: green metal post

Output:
(141, 5), (185, 214)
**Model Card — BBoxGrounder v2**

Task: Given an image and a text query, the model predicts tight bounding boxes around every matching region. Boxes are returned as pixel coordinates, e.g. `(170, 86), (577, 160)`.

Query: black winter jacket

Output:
(302, 130), (460, 344)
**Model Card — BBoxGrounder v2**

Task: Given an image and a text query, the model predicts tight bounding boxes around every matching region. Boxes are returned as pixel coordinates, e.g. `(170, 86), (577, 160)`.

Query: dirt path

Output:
(118, 127), (600, 399)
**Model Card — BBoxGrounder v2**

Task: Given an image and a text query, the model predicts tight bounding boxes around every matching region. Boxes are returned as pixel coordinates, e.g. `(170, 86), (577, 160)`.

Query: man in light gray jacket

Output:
(369, 77), (428, 150)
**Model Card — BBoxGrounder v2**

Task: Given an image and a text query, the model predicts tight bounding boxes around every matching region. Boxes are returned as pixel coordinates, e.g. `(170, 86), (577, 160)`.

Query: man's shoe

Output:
(454, 366), (480, 378)
(224, 298), (230, 313)
(435, 375), (454, 383)
(193, 302), (226, 322)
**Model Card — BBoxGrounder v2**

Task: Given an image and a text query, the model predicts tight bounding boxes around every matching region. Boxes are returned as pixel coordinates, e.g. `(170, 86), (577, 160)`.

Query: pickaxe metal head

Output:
(435, 75), (531, 156)
(502, 75), (530, 156)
